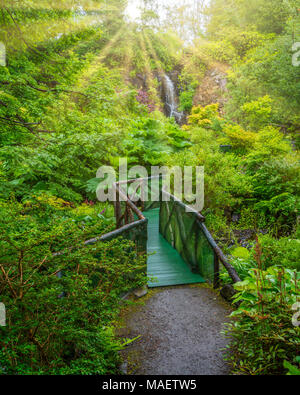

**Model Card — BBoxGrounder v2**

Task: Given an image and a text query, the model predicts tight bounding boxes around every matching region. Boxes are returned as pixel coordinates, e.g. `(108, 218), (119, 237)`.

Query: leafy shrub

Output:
(225, 33), (300, 130)
(179, 87), (196, 112)
(284, 360), (300, 375)
(220, 257), (254, 284)
(226, 265), (299, 375)
(249, 159), (300, 231)
(213, 28), (268, 58)
(123, 117), (191, 167)
(185, 103), (221, 129)
(194, 40), (238, 65)
(0, 200), (146, 374)
(136, 89), (156, 112)
(241, 96), (274, 131)
(232, 247), (250, 260)
(221, 124), (256, 153)
(221, 229), (300, 283)
(167, 140), (253, 213)
(253, 126), (291, 156)
(258, 234), (300, 272)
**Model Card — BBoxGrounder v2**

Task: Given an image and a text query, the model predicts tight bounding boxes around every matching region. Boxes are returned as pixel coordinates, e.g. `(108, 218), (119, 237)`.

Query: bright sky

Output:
(125, 0), (142, 20)
(125, 0), (210, 41)
(125, 0), (199, 22)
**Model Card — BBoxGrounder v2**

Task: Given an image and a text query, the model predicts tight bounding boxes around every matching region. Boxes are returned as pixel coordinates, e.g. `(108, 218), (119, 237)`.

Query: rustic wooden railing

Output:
(200, 222), (241, 286)
(113, 178), (146, 229)
(56, 175), (240, 287)
(160, 190), (241, 287)
(111, 177), (241, 287)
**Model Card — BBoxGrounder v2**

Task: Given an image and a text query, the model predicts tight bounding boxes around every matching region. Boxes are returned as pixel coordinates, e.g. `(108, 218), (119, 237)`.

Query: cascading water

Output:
(164, 74), (176, 117)
(162, 74), (184, 124)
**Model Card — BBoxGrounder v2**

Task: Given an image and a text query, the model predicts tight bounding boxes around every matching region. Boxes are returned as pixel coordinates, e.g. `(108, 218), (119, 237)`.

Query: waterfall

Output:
(162, 74), (183, 124)
(164, 74), (177, 118)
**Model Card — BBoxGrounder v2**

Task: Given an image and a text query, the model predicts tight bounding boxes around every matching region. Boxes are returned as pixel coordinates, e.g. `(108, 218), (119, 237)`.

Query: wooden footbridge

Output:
(88, 177), (240, 288)
(146, 208), (205, 287)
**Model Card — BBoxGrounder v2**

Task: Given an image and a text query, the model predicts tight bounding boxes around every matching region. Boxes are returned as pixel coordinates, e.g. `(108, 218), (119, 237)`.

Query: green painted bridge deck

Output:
(145, 209), (205, 288)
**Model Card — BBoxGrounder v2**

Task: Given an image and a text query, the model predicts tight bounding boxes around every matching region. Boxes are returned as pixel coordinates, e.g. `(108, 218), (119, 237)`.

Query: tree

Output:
(207, 0), (296, 36)
(163, 0), (206, 41)
(140, 0), (160, 29)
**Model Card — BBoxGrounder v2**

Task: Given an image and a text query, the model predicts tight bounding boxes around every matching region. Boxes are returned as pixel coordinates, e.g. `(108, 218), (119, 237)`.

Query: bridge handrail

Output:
(161, 189), (241, 285)
(110, 177), (241, 286)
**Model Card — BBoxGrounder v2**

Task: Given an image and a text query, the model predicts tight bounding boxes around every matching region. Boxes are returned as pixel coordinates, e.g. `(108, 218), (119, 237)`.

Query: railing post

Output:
(114, 188), (122, 229)
(128, 205), (134, 223)
(140, 182), (145, 211)
(213, 252), (220, 289)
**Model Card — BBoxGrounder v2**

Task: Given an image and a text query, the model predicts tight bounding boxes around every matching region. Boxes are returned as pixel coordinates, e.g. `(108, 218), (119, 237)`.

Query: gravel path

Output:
(118, 285), (232, 375)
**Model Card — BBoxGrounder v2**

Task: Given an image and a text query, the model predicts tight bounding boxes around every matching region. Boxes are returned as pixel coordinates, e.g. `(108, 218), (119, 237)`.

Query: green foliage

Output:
(257, 233), (300, 272)
(241, 96), (273, 131)
(209, 27), (271, 59)
(167, 129), (254, 213)
(225, 33), (300, 131)
(1, 6), (72, 24)
(148, 30), (183, 71)
(178, 87), (195, 112)
(185, 103), (221, 129)
(177, 71), (199, 113)
(221, 124), (256, 153)
(0, 2), (149, 375)
(249, 158), (300, 231)
(123, 117), (191, 167)
(0, 199), (146, 374)
(232, 247), (250, 259)
(221, 228), (300, 282)
(207, 0), (296, 36)
(197, 40), (238, 64)
(220, 257), (254, 284)
(226, 265), (299, 375)
(180, 100), (299, 234)
(174, 0), (300, 377)
(284, 360), (300, 375)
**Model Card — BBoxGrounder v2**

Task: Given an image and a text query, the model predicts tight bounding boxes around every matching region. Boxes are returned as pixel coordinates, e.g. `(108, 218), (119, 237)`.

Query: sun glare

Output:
(125, 0), (142, 22)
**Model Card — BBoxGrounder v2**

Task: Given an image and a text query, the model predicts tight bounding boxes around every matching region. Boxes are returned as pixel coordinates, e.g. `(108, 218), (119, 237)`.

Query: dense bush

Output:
(0, 199), (146, 374)
(176, 103), (299, 235)
(225, 32), (300, 132)
(221, 235), (300, 374)
(226, 264), (299, 375)
(256, 234), (300, 272)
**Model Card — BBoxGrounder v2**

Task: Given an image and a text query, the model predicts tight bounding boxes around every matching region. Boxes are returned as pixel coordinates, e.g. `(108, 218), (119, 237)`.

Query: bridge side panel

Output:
(159, 198), (214, 282)
(99, 220), (148, 255)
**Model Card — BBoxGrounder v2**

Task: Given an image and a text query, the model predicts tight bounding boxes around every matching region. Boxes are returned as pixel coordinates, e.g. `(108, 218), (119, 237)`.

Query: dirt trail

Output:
(118, 285), (232, 375)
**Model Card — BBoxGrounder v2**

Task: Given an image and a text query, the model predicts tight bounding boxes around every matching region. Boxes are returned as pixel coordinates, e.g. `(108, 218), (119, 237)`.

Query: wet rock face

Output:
(130, 70), (186, 125)
(210, 69), (228, 92)
(160, 73), (184, 124)
(193, 67), (228, 113)
(131, 73), (148, 90)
